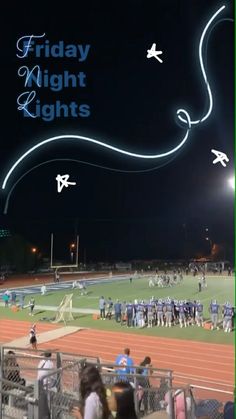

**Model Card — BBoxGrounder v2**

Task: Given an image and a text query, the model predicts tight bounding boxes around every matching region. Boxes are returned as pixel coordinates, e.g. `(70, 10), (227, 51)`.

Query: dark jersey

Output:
(210, 303), (219, 314)
(126, 304), (133, 315)
(196, 303), (203, 313)
(224, 306), (233, 317)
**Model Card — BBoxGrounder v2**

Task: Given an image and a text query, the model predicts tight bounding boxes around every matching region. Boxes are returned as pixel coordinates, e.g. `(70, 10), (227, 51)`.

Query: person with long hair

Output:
(137, 356), (152, 414)
(29, 323), (37, 350)
(71, 365), (110, 419)
(108, 382), (137, 419)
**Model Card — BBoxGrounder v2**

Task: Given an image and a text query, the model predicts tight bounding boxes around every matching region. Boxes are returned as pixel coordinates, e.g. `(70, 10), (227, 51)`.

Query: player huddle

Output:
(99, 297), (234, 332)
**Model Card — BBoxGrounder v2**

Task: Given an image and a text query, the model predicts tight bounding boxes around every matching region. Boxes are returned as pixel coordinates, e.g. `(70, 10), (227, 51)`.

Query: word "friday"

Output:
(17, 34), (90, 62)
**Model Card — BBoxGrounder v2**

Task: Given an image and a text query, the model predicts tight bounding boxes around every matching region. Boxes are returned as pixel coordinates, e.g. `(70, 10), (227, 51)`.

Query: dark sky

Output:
(0, 0), (234, 262)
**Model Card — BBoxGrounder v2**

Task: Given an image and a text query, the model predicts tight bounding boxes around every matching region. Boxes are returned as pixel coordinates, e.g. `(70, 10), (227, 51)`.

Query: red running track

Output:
(41, 328), (234, 401)
(0, 319), (234, 402)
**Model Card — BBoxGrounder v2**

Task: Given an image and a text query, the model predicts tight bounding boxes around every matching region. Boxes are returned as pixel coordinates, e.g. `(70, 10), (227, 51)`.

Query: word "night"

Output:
(16, 33), (91, 122)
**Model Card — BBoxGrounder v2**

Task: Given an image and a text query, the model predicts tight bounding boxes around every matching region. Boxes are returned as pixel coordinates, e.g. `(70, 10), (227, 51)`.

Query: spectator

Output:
(137, 356), (152, 383)
(37, 352), (55, 419)
(3, 350), (25, 385)
(164, 389), (192, 419)
(71, 365), (110, 419)
(3, 292), (10, 307)
(224, 401), (234, 419)
(137, 356), (152, 413)
(108, 381), (137, 419)
(115, 348), (134, 376)
(99, 296), (106, 320)
(37, 352), (55, 387)
(2, 351), (26, 404)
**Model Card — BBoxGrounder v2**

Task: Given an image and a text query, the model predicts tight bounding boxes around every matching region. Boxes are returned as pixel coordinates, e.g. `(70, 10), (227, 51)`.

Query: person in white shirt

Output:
(41, 284), (46, 295)
(37, 352), (55, 419)
(71, 365), (110, 419)
(37, 352), (54, 388)
(72, 280), (78, 289)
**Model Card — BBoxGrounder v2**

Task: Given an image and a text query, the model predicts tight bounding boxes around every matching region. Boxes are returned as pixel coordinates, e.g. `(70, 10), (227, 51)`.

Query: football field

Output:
(0, 274), (234, 344)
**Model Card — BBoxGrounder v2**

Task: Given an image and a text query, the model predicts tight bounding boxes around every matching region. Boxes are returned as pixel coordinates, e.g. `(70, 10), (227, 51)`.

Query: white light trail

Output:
(2, 5), (226, 191)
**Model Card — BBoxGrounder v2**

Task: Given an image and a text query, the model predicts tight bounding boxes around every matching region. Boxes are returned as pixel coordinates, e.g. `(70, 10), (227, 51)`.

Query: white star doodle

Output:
(211, 149), (229, 167)
(55, 174), (76, 193)
(147, 43), (163, 63)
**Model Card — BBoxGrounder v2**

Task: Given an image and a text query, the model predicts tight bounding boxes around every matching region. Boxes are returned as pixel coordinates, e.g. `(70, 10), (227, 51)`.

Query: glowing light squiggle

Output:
(3, 156), (178, 214)
(2, 112), (191, 190)
(1, 5), (226, 191)
(177, 4), (225, 126)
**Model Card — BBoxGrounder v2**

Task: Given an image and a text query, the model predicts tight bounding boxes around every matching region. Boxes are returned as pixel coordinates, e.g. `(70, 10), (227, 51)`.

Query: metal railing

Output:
(0, 346), (233, 419)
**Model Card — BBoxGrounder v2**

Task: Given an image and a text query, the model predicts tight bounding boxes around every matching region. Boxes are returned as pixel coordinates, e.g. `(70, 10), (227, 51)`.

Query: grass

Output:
(0, 275), (234, 344)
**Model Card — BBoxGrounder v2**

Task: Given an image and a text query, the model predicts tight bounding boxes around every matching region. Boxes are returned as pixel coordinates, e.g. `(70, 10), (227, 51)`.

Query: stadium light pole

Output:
(228, 176), (235, 190)
(70, 243), (76, 263)
(31, 247), (37, 271)
(205, 237), (213, 255)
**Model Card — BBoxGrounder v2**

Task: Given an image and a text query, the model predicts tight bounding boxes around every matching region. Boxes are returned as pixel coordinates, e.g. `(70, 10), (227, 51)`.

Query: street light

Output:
(70, 243), (76, 263)
(205, 237), (213, 254)
(31, 247), (37, 271)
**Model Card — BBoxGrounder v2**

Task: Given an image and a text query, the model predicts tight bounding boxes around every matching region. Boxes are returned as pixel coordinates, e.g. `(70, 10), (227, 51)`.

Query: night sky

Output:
(0, 0), (234, 262)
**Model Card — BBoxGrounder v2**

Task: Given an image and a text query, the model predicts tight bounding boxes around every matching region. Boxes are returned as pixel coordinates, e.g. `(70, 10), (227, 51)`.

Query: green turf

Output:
(0, 276), (234, 344)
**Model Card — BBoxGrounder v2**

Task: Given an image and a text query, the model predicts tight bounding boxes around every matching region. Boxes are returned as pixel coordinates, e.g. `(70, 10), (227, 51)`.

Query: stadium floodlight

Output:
(228, 176), (235, 190)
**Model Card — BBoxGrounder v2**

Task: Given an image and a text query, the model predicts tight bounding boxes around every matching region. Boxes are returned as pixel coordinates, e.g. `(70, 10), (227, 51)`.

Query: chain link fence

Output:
(0, 346), (233, 419)
(0, 347), (92, 419)
(98, 362), (174, 417)
(189, 385), (234, 419)
(37, 360), (83, 419)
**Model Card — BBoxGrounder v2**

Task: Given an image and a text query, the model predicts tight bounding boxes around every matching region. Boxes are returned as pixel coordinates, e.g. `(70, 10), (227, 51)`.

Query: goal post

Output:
(50, 233), (79, 269)
(52, 294), (74, 325)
